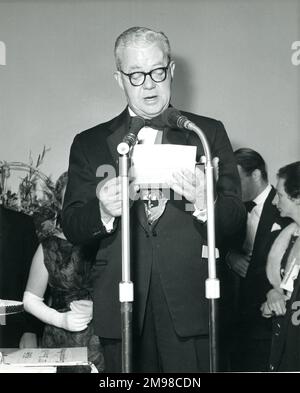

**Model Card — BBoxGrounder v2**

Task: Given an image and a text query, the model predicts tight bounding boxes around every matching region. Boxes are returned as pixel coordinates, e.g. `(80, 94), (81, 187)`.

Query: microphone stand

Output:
(184, 120), (220, 373)
(117, 113), (219, 372)
(118, 149), (133, 373)
(116, 116), (145, 373)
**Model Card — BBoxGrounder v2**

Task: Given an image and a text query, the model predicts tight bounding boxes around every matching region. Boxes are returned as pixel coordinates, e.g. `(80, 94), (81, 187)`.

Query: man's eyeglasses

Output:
(120, 60), (171, 87)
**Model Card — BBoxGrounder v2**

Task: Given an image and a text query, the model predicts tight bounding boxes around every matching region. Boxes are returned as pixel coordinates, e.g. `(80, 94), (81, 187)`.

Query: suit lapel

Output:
(106, 108), (149, 232)
(162, 126), (188, 145)
(106, 108), (131, 171)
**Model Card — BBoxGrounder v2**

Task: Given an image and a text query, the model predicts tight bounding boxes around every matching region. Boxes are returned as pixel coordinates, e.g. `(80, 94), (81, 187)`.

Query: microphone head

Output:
(117, 116), (145, 155)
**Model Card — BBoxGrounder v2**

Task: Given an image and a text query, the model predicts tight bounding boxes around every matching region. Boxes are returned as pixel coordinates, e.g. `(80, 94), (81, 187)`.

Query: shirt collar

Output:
(128, 107), (142, 118)
(253, 183), (272, 206)
(127, 107), (161, 144)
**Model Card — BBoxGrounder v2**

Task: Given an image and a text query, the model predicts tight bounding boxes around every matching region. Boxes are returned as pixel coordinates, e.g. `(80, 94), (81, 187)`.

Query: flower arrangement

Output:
(0, 147), (59, 240)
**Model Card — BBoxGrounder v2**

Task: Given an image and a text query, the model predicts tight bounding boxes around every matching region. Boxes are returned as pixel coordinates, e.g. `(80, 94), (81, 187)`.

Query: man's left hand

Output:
(170, 166), (206, 211)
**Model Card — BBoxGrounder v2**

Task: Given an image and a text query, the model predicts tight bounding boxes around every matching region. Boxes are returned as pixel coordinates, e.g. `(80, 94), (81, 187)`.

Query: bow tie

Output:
(245, 200), (256, 213)
(144, 118), (165, 131)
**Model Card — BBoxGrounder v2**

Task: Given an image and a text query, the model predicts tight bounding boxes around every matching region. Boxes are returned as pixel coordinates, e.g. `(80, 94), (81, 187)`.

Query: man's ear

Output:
(114, 70), (124, 91)
(252, 169), (262, 182)
(169, 60), (175, 80)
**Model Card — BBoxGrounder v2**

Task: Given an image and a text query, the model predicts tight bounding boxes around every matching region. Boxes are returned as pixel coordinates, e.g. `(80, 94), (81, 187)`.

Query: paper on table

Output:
(0, 365), (57, 373)
(2, 347), (88, 367)
(131, 144), (197, 188)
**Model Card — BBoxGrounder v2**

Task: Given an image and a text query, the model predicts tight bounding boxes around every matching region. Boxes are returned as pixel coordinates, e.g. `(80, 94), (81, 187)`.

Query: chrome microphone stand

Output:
(117, 143), (134, 373)
(116, 117), (145, 373)
(182, 120), (220, 373)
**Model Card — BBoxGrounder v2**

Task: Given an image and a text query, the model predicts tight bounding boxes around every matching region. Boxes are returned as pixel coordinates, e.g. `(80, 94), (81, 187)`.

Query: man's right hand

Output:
(226, 251), (250, 278)
(99, 176), (123, 222)
(98, 176), (140, 224)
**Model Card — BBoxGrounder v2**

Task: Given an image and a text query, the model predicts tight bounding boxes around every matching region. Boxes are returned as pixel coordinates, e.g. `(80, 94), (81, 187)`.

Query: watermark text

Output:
(291, 41), (300, 66)
(0, 41), (6, 65)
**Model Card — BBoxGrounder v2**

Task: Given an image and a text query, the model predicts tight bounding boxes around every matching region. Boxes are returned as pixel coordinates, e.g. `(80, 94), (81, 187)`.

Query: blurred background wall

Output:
(0, 0), (299, 187)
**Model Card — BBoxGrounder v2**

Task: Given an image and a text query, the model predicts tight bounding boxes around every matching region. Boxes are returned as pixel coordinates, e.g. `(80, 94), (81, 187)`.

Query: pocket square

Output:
(271, 222), (282, 232)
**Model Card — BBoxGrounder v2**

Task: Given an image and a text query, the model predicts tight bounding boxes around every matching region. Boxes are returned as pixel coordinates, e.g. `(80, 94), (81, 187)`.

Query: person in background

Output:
(261, 161), (300, 371)
(0, 205), (42, 348)
(226, 148), (290, 371)
(23, 172), (104, 372)
(62, 26), (246, 372)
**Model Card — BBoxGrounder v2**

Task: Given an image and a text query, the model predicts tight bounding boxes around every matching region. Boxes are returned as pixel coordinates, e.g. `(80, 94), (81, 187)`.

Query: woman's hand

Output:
(265, 288), (287, 316)
(59, 300), (93, 332)
(60, 308), (92, 332)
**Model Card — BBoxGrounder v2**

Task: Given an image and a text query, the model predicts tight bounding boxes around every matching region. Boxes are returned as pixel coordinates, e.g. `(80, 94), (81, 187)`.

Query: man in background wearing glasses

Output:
(62, 26), (246, 372)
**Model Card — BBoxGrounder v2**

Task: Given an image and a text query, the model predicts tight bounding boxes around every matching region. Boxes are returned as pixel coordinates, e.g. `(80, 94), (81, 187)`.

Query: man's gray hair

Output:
(114, 26), (171, 70)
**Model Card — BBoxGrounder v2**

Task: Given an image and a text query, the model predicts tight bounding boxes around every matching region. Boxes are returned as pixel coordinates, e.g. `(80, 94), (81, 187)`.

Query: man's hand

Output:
(170, 166), (206, 210)
(98, 176), (139, 224)
(98, 176), (122, 223)
(226, 251), (250, 278)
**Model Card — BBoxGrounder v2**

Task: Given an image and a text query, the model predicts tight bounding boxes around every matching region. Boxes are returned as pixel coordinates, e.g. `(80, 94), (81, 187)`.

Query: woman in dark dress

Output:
(261, 161), (300, 371)
(23, 172), (104, 372)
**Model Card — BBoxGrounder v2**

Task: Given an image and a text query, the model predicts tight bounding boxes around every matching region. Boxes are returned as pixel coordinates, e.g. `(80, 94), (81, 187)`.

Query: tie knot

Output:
(144, 119), (153, 127)
(144, 118), (164, 131)
(245, 200), (256, 213)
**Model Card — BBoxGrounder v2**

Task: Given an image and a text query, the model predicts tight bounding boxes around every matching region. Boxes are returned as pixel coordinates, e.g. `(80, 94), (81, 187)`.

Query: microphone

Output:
(117, 116), (145, 155)
(152, 108), (195, 131)
(152, 107), (212, 162)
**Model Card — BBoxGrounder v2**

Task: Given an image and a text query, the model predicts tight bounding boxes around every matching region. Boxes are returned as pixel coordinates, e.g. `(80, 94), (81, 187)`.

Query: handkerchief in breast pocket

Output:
(271, 222), (282, 232)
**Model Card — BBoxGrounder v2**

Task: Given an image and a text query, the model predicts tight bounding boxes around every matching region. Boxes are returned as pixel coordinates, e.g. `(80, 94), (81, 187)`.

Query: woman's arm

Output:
(23, 244), (92, 331)
(25, 244), (49, 298)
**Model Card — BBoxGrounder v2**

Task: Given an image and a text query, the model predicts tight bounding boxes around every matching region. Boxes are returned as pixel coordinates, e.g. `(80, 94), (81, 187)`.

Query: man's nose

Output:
(143, 74), (155, 89)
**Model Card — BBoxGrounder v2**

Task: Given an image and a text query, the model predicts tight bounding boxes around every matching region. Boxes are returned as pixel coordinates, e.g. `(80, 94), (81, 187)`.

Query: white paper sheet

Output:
(131, 144), (197, 188)
(2, 347), (88, 366)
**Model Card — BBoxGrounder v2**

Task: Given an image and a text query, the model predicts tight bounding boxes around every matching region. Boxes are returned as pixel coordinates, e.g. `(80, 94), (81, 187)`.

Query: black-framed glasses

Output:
(120, 60), (171, 87)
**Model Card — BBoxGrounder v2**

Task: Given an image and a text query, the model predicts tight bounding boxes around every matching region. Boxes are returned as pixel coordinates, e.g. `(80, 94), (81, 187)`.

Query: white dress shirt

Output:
(243, 184), (272, 256)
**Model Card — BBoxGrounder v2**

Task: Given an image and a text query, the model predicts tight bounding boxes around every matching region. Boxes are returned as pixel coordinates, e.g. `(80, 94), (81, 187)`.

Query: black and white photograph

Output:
(0, 0), (299, 378)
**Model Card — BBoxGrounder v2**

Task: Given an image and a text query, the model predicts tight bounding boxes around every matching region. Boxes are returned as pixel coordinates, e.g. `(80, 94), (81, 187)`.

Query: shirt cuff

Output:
(193, 205), (207, 222)
(193, 195), (219, 223)
(101, 216), (115, 233)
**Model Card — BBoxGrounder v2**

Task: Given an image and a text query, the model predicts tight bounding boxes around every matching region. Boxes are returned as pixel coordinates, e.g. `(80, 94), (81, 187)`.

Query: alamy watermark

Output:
(291, 41), (300, 66)
(0, 41), (6, 65)
(95, 163), (206, 213)
(291, 300), (300, 326)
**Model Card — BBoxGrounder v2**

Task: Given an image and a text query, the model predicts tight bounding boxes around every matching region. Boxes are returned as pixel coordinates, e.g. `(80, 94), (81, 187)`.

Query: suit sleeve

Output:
(62, 134), (111, 245)
(193, 120), (247, 245)
(214, 121), (247, 240)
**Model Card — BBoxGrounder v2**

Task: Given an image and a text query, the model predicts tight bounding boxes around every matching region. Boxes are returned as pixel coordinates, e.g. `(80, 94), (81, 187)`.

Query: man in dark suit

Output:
(227, 148), (290, 371)
(0, 206), (42, 347)
(62, 26), (246, 372)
